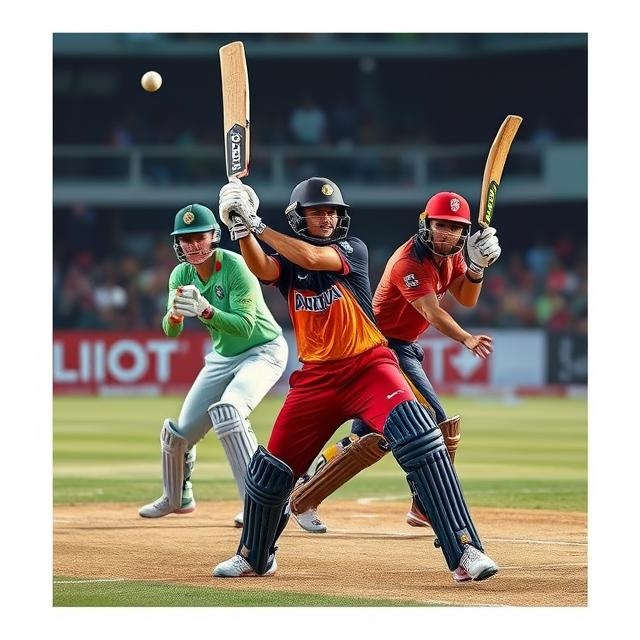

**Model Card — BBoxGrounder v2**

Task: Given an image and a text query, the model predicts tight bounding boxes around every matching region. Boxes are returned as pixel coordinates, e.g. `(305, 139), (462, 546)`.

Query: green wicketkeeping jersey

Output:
(162, 249), (282, 357)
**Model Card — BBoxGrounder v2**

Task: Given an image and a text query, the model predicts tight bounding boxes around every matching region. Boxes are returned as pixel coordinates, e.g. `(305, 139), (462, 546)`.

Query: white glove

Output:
(466, 227), (502, 274)
(229, 215), (250, 241)
(173, 285), (213, 319)
(219, 178), (265, 234)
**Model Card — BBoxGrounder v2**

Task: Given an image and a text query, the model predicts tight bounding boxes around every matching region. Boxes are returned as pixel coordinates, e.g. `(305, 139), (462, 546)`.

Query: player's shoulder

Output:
(168, 262), (192, 283)
(217, 248), (250, 271)
(390, 237), (435, 272)
(334, 235), (367, 255)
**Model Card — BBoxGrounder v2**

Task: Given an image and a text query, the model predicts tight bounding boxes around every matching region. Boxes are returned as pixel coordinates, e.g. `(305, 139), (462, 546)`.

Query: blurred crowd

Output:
(53, 223), (586, 335)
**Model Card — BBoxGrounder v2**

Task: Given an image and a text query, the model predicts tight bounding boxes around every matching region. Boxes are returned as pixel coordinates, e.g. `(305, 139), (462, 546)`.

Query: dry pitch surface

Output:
(54, 500), (586, 606)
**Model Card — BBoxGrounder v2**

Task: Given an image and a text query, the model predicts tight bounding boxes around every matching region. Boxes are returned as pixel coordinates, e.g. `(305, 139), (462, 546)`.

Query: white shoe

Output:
(456, 545), (498, 582)
(233, 511), (243, 528)
(138, 495), (196, 518)
(292, 508), (327, 533)
(212, 554), (277, 577)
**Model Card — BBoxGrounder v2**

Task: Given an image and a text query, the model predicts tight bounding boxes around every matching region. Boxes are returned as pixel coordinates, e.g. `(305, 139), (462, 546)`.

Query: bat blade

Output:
(478, 115), (523, 228)
(219, 41), (250, 180)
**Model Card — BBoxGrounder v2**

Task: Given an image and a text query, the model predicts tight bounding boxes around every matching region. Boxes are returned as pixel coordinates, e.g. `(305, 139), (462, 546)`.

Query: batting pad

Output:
(290, 433), (389, 514)
(209, 402), (258, 499)
(238, 446), (294, 575)
(160, 419), (188, 510)
(384, 401), (483, 570)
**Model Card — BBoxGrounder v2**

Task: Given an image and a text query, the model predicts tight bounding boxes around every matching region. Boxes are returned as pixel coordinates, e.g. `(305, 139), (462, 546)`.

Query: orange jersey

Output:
(268, 237), (386, 363)
(374, 236), (467, 342)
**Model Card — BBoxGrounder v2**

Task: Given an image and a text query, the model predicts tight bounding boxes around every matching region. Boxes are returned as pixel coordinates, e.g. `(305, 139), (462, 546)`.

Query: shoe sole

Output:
(295, 521), (327, 533)
(175, 503), (196, 514)
(213, 565), (277, 578)
(473, 567), (499, 581)
(406, 513), (431, 528)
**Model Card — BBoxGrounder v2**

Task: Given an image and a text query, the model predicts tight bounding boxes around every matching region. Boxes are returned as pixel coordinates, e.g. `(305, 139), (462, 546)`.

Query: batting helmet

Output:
(285, 177), (351, 244)
(171, 204), (221, 263)
(418, 192), (471, 257)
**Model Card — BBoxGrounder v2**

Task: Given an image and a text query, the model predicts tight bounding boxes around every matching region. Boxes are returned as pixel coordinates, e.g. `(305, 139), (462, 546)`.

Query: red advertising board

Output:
(418, 335), (490, 386)
(53, 331), (211, 395)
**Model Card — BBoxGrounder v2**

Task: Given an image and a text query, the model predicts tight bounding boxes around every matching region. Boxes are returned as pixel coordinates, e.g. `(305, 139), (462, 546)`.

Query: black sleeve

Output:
(331, 237), (369, 279)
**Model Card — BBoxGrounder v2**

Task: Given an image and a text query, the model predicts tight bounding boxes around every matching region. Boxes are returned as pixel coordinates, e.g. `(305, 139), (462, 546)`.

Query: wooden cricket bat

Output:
(478, 115), (523, 228)
(219, 41), (250, 180)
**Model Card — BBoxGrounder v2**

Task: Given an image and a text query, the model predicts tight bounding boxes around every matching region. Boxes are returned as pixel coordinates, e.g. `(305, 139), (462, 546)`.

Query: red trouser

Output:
(267, 345), (415, 478)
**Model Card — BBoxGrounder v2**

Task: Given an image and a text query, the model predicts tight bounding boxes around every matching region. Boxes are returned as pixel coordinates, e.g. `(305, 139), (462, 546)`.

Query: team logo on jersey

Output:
(183, 211), (195, 224)
(294, 285), (343, 312)
(321, 183), (334, 196)
(215, 285), (224, 299)
(338, 240), (353, 254)
(450, 198), (461, 212)
(403, 273), (420, 288)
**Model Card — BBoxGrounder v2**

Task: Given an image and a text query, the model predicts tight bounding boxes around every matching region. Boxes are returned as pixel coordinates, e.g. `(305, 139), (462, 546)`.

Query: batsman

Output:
(138, 203), (288, 526)
(290, 191), (501, 532)
(211, 177), (499, 583)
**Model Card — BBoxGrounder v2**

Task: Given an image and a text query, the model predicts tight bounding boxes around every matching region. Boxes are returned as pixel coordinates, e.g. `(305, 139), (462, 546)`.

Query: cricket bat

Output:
(219, 41), (250, 180)
(478, 115), (523, 228)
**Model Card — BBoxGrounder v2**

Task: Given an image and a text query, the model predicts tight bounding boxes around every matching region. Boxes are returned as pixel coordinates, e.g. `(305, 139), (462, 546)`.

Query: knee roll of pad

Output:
(238, 446), (294, 575)
(383, 400), (483, 570)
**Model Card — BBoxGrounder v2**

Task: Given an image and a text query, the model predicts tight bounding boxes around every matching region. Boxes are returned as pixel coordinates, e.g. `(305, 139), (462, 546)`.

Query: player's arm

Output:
(411, 293), (492, 358)
(449, 270), (483, 307)
(258, 227), (343, 272)
(162, 271), (185, 337)
(219, 180), (342, 273)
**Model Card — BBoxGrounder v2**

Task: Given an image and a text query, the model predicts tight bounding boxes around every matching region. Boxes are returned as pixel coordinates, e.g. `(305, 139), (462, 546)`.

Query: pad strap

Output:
(384, 401), (482, 570)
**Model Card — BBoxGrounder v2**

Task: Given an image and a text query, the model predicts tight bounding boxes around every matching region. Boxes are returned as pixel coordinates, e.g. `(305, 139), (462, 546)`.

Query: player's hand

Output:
(219, 178), (265, 235)
(463, 334), (493, 359)
(229, 215), (250, 241)
(466, 227), (501, 274)
(173, 285), (214, 319)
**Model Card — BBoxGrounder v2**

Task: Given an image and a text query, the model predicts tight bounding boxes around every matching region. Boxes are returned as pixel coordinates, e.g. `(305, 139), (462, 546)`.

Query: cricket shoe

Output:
(455, 545), (498, 582)
(406, 498), (431, 528)
(212, 554), (277, 577)
(138, 494), (196, 518)
(233, 510), (244, 528)
(292, 508), (327, 533)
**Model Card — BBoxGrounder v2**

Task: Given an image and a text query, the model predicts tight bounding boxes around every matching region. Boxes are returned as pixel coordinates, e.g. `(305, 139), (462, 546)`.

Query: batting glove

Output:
(173, 285), (214, 319)
(229, 215), (250, 241)
(219, 178), (265, 235)
(466, 227), (501, 274)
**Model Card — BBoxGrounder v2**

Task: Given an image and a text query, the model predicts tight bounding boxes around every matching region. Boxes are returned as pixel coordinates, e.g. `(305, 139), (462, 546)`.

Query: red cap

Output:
(420, 192), (471, 225)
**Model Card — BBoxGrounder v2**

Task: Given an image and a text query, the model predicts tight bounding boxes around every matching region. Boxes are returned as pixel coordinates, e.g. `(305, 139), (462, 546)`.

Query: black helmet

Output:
(284, 177), (351, 244)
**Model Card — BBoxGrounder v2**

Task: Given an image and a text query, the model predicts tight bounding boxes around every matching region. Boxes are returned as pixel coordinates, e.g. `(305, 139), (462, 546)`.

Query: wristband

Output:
(465, 270), (484, 284)
(253, 221), (266, 235)
(200, 306), (214, 320)
(168, 313), (183, 325)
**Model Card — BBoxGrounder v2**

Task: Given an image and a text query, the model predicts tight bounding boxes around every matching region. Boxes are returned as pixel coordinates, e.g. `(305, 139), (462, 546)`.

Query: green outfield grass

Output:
(52, 577), (428, 607)
(53, 394), (587, 512)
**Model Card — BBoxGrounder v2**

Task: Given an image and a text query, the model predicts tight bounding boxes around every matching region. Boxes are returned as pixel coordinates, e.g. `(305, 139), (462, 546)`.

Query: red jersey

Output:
(373, 236), (467, 342)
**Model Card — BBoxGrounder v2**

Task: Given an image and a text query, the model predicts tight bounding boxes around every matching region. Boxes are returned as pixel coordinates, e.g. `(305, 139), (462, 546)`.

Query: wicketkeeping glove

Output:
(173, 285), (214, 319)
(466, 227), (502, 274)
(219, 178), (265, 235)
